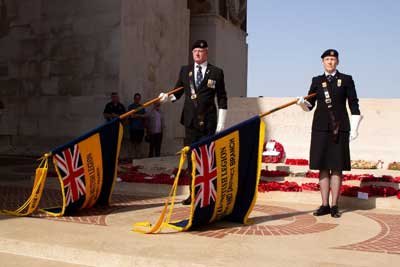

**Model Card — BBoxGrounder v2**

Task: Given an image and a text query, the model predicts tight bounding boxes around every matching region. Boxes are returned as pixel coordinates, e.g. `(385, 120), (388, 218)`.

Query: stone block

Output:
(20, 80), (40, 96)
(20, 60), (41, 79)
(20, 38), (41, 59)
(0, 97), (19, 135)
(0, 79), (21, 96)
(49, 59), (80, 76)
(57, 76), (82, 96)
(15, 0), (41, 25)
(40, 78), (59, 95)
(18, 117), (39, 136)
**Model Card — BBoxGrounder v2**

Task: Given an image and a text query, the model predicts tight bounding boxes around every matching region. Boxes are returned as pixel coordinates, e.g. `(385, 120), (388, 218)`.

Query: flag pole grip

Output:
(259, 93), (316, 118)
(120, 87), (184, 120)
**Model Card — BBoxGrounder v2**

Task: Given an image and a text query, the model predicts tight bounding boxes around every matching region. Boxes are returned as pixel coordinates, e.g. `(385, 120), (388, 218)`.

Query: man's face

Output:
(192, 48), (208, 64)
(134, 95), (141, 104)
(322, 56), (339, 73)
(111, 95), (119, 103)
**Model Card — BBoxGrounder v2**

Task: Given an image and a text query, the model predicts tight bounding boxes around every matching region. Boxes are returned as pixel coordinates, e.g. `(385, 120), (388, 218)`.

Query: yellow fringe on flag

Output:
(132, 146), (189, 234)
(38, 155), (67, 217)
(0, 154), (50, 216)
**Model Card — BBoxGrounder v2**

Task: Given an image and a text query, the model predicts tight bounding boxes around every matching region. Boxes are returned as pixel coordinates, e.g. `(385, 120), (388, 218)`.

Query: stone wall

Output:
(118, 0), (190, 157)
(0, 0), (122, 154)
(0, 0), (249, 158)
(223, 97), (400, 167)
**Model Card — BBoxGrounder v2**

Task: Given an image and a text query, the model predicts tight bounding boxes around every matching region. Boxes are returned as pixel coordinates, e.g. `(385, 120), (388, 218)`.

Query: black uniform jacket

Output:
(174, 63), (228, 132)
(307, 71), (360, 132)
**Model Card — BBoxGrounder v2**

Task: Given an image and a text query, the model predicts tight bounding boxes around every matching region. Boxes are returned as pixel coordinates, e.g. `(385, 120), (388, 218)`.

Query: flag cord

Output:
(0, 155), (49, 216)
(132, 146), (189, 234)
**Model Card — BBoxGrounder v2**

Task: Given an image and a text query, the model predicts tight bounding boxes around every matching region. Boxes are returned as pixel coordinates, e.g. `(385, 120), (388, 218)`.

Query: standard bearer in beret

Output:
(159, 39), (228, 205)
(296, 49), (362, 218)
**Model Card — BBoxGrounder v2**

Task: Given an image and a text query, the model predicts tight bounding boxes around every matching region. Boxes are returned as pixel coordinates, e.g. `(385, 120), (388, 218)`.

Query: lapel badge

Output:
(207, 79), (216, 89)
(189, 71), (193, 77)
(322, 82), (327, 88)
(337, 79), (342, 87)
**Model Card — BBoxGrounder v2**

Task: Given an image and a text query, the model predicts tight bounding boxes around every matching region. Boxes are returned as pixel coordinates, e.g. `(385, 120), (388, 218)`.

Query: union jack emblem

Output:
(193, 142), (217, 209)
(54, 144), (86, 206)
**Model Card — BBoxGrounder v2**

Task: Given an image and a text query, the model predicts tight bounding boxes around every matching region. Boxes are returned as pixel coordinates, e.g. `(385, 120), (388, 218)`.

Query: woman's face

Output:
(322, 56), (339, 73)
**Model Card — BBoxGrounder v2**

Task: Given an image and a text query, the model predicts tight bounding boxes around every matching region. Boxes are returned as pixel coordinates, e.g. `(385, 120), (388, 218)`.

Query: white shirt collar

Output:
(195, 61), (208, 70)
(325, 70), (337, 77)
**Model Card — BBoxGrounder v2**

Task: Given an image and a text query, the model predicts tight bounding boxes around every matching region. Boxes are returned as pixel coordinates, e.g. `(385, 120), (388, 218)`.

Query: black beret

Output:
(321, 49), (339, 59)
(192, 40), (208, 50)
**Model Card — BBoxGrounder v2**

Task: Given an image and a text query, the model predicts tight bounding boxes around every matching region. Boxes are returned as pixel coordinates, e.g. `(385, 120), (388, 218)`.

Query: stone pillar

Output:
(119, 0), (190, 156)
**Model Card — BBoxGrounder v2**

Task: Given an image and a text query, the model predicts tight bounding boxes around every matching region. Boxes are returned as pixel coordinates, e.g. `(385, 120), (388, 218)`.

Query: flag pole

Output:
(259, 93), (316, 118)
(120, 87), (184, 120)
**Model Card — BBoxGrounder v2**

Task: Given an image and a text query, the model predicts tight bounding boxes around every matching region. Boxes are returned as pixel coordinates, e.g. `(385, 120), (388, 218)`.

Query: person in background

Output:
(146, 102), (164, 157)
(296, 49), (362, 218)
(103, 92), (126, 122)
(128, 93), (146, 158)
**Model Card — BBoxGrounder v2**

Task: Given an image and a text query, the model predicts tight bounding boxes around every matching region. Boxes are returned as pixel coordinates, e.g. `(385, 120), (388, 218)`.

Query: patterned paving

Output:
(336, 213), (400, 255)
(2, 185), (400, 255)
(0, 186), (165, 226)
(170, 205), (338, 239)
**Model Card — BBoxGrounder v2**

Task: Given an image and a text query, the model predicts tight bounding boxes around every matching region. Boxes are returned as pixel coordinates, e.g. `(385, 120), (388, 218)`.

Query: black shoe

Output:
(182, 196), (191, 205)
(330, 206), (341, 218)
(313, 205), (331, 216)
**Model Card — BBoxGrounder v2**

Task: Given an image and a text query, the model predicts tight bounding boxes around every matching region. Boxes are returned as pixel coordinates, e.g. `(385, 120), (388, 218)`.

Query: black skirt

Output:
(309, 131), (351, 171)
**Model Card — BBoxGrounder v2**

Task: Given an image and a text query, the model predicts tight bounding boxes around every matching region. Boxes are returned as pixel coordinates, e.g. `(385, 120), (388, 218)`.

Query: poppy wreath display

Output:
(119, 165), (190, 185)
(258, 181), (400, 197)
(262, 140), (285, 163)
(285, 158), (309, 166)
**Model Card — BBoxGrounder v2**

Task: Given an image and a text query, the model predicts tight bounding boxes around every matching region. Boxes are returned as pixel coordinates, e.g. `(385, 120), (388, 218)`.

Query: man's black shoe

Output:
(182, 196), (191, 205)
(313, 205), (331, 216)
(330, 205), (341, 218)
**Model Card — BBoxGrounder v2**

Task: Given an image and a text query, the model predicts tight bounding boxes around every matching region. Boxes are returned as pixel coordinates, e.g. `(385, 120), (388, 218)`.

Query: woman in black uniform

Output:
(297, 49), (362, 218)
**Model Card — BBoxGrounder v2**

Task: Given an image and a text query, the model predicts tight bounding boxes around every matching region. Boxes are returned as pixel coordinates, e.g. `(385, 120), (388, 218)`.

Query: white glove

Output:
(158, 93), (176, 103)
(350, 115), (363, 141)
(296, 96), (312, 112)
(216, 109), (227, 133)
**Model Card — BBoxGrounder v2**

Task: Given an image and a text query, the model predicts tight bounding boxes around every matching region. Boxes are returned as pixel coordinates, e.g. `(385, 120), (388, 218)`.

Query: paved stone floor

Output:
(1, 155), (399, 266)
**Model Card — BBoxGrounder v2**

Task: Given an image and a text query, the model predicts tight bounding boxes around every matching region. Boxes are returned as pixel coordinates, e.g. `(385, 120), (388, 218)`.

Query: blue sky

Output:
(247, 0), (400, 98)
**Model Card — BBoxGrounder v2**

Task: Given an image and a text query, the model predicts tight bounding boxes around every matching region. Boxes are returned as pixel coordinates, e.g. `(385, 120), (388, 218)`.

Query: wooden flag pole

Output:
(259, 93), (316, 118)
(119, 87), (184, 120)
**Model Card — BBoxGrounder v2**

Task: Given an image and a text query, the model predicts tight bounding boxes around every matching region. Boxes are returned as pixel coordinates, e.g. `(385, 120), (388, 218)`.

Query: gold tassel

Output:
(0, 154), (50, 216)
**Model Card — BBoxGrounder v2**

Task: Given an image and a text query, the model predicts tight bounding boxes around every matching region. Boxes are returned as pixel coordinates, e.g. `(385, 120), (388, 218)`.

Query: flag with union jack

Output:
(54, 144), (86, 208)
(193, 142), (217, 209)
(42, 118), (123, 215)
(167, 116), (265, 231)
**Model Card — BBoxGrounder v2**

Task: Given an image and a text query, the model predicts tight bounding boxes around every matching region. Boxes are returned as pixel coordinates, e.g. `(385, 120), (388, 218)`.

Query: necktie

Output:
(196, 65), (203, 88)
(327, 75), (333, 83)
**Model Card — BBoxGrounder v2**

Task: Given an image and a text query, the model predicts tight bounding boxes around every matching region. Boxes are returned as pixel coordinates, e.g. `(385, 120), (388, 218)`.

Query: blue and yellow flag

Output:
(43, 118), (123, 216)
(1, 118), (123, 217)
(134, 116), (265, 233)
